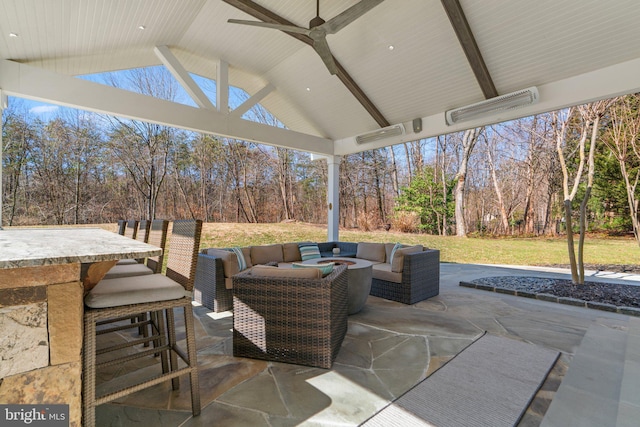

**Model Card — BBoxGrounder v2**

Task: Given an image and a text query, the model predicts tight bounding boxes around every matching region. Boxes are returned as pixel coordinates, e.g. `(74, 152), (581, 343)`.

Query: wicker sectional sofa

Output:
(193, 241), (440, 312)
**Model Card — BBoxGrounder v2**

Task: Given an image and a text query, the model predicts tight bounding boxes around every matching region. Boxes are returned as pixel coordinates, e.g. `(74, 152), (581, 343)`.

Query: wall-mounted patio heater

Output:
(445, 86), (539, 126)
(355, 123), (405, 145)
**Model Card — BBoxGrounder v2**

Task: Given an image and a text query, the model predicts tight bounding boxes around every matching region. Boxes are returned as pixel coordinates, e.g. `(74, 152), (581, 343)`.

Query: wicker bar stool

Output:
(105, 220), (168, 279)
(116, 219), (126, 235)
(117, 220), (143, 266)
(100, 219), (170, 340)
(82, 219), (202, 426)
(123, 219), (139, 240)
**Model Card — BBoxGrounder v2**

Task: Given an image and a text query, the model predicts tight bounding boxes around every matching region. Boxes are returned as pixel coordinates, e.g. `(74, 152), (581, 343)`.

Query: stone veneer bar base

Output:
(0, 264), (83, 427)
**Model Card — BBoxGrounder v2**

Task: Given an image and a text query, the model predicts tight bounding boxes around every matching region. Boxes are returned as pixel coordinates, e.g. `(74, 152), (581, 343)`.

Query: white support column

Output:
(217, 60), (229, 113)
(0, 90), (6, 229)
(327, 155), (341, 242)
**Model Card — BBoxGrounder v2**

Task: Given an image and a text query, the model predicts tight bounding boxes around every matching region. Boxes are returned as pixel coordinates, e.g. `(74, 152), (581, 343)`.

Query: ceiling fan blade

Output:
(312, 36), (338, 75)
(227, 19), (311, 36)
(321, 0), (385, 34)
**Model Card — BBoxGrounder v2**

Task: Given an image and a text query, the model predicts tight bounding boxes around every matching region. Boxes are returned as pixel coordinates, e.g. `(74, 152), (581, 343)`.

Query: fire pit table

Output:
(302, 256), (372, 314)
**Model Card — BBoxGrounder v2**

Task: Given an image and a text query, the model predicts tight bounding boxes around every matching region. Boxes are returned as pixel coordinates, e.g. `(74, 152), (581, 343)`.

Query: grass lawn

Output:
(198, 222), (639, 267)
(17, 221), (636, 267)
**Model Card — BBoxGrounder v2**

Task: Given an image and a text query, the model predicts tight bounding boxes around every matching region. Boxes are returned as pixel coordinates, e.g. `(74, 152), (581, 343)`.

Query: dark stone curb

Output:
(558, 297), (586, 307)
(536, 293), (558, 303)
(458, 281), (640, 318)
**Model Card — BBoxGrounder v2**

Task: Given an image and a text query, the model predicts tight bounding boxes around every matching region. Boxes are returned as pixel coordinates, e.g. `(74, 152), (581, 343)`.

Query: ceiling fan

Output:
(228, 0), (385, 75)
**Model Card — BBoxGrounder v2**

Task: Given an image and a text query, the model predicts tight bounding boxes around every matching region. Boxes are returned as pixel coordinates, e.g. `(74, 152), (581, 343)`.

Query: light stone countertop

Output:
(0, 227), (162, 269)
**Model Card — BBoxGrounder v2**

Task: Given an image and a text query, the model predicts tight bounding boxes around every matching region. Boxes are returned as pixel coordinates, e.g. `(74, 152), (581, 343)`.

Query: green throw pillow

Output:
(298, 243), (321, 261)
(292, 262), (334, 277)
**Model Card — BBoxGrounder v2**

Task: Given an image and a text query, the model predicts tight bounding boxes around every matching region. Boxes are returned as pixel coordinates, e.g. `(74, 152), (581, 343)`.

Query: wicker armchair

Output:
(370, 249), (440, 304)
(232, 264), (348, 369)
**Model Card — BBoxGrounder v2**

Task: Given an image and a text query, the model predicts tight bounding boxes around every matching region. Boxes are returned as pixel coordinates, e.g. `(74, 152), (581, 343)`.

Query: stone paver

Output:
(94, 263), (640, 426)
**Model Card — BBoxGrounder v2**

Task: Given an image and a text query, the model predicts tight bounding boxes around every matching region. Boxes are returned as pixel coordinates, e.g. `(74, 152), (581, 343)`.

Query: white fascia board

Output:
(0, 60), (333, 155)
(334, 57), (640, 155)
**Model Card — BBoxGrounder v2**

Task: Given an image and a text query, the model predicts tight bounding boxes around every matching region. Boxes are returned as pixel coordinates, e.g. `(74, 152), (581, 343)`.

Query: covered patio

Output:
(2, 1), (640, 426)
(93, 262), (640, 426)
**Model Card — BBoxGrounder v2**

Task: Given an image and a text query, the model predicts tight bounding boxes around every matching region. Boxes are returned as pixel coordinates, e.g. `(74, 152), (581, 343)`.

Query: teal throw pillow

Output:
(292, 262), (335, 277)
(227, 246), (247, 271)
(389, 242), (402, 265)
(299, 243), (321, 261)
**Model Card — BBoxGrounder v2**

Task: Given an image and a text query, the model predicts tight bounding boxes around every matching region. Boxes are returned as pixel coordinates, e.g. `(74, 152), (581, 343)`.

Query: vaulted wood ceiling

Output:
(1, 0), (639, 155)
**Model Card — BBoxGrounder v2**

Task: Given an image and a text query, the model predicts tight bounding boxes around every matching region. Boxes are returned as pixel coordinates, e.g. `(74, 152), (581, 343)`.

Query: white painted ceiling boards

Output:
(1, 0), (639, 155)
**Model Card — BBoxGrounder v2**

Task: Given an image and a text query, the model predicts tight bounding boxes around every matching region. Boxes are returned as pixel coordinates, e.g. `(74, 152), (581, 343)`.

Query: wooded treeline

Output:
(2, 68), (639, 242)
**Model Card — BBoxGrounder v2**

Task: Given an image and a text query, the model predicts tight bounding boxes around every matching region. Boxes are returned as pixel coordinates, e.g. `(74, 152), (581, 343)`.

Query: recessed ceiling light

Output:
(306, 87), (311, 92)
(388, 45), (394, 51)
(9, 32), (18, 38)
(138, 25), (146, 30)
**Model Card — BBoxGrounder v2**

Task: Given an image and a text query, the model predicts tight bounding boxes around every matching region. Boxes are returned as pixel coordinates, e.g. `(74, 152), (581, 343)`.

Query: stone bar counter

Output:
(0, 228), (161, 427)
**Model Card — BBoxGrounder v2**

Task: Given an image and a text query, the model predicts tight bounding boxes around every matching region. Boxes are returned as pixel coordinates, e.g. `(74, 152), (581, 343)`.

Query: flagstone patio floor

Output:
(94, 263), (640, 426)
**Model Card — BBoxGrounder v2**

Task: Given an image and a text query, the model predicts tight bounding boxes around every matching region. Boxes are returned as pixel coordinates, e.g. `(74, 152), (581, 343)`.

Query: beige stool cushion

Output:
(85, 274), (186, 308)
(103, 263), (154, 279)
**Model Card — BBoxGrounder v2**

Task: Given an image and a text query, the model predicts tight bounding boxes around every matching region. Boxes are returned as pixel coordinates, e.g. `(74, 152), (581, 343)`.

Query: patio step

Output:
(540, 318), (640, 427)
(617, 317), (640, 426)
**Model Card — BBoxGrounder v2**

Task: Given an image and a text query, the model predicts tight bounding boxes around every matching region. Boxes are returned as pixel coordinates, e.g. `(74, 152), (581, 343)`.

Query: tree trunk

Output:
(564, 199), (579, 283)
(454, 128), (480, 237)
(486, 142), (510, 233)
(388, 146), (400, 197)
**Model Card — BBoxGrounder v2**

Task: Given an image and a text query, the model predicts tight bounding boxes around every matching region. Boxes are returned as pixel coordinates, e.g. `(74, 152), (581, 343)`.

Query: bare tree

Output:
(602, 94), (640, 246)
(554, 101), (611, 284)
(484, 129), (510, 233)
(454, 128), (481, 236)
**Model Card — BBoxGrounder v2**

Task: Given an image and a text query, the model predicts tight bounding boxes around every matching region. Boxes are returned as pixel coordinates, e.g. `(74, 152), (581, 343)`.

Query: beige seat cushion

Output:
(357, 242), (386, 263)
(391, 245), (424, 272)
(385, 243), (397, 262)
(103, 263), (154, 280)
(204, 248), (239, 277)
(116, 259), (138, 266)
(372, 263), (402, 283)
(240, 247), (253, 268)
(85, 274), (186, 308)
(283, 242), (304, 262)
(251, 244), (284, 265)
(250, 264), (321, 279)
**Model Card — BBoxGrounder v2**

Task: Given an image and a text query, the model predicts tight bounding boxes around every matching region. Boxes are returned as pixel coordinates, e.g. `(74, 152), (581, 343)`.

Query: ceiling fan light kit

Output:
(355, 124), (405, 145)
(445, 86), (539, 125)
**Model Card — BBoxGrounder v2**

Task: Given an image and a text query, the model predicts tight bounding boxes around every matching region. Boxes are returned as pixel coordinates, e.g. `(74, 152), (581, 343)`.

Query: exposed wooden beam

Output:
(223, 0), (390, 128)
(223, 0), (310, 44)
(441, 0), (498, 99)
(335, 60), (389, 127)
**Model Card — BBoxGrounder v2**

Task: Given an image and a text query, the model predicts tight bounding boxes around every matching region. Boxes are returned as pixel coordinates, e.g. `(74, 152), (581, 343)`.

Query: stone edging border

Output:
(459, 281), (640, 318)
